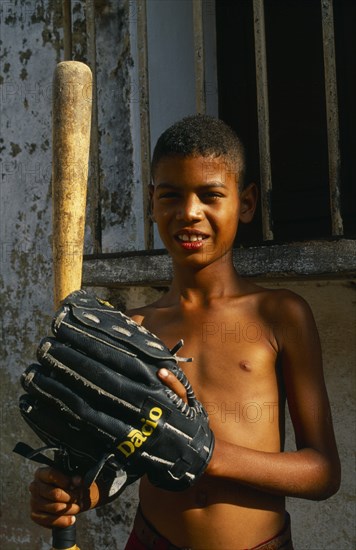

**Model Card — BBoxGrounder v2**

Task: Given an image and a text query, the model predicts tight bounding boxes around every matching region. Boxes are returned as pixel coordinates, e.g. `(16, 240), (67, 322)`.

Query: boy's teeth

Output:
(179, 234), (203, 242)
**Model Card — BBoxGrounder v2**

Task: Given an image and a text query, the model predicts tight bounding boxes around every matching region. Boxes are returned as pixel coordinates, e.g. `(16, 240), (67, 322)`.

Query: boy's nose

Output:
(176, 197), (203, 221)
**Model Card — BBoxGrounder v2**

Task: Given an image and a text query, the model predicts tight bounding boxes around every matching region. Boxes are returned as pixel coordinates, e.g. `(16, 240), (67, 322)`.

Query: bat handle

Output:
(52, 524), (79, 550)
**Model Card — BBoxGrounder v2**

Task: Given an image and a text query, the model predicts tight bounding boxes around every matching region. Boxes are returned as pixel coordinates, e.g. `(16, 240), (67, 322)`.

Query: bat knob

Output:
(52, 524), (78, 550)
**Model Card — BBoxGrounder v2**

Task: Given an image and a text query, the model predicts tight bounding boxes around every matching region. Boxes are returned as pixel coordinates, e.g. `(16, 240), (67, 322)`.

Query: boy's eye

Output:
(157, 190), (224, 201)
(202, 192), (224, 200)
(158, 192), (180, 199)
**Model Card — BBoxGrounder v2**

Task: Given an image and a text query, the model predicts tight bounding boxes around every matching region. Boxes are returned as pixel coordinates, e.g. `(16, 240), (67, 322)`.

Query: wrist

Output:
(204, 438), (221, 477)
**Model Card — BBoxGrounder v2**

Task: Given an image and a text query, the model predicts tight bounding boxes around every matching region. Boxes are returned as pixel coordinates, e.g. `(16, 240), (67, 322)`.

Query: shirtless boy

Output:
(29, 115), (340, 549)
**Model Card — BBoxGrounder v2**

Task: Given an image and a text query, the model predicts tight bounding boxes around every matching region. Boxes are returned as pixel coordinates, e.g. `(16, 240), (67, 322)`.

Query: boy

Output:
(29, 115), (340, 549)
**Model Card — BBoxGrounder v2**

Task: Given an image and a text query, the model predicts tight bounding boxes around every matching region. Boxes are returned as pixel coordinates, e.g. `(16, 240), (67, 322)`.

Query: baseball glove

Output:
(14, 290), (214, 496)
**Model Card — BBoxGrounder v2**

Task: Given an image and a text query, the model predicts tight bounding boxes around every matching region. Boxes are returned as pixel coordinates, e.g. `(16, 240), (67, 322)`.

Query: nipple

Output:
(239, 360), (251, 372)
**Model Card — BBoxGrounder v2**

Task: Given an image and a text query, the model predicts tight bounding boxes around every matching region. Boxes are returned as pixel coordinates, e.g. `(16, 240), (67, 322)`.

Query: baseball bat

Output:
(52, 60), (92, 309)
(51, 60), (93, 550)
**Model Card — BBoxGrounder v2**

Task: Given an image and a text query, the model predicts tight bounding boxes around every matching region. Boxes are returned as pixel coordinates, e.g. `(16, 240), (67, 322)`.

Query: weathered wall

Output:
(0, 1), (141, 548)
(1, 2), (355, 550)
(1, 3), (63, 547)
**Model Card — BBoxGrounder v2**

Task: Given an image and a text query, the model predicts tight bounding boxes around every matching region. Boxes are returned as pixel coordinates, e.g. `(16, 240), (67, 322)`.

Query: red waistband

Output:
(126, 507), (293, 550)
(126, 508), (181, 550)
(246, 513), (293, 550)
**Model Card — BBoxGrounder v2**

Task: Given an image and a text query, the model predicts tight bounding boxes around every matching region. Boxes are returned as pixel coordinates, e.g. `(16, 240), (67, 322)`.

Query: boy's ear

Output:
(239, 182), (258, 223)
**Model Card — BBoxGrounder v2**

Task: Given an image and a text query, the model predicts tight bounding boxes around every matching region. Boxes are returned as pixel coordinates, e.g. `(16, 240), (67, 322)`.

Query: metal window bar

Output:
(137, 0), (154, 250)
(193, 0), (206, 114)
(252, 0), (274, 241)
(321, 0), (344, 236)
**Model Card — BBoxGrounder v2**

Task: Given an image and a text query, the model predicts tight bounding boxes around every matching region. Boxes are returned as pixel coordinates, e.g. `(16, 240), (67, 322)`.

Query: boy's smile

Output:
(151, 155), (255, 268)
(174, 228), (208, 250)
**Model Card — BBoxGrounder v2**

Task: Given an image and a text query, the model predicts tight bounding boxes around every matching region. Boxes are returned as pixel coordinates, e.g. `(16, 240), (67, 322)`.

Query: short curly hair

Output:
(151, 114), (246, 190)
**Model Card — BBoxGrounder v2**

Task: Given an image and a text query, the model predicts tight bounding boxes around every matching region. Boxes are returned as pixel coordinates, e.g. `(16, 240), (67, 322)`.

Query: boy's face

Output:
(151, 155), (255, 268)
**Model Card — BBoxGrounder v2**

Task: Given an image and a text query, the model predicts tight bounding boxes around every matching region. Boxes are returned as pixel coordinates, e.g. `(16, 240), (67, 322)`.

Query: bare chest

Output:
(142, 302), (284, 453)
(145, 309), (280, 405)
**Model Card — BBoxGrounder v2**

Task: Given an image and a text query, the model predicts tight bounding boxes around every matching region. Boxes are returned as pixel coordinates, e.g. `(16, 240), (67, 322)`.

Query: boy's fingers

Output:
(29, 482), (81, 529)
(30, 495), (80, 515)
(29, 480), (72, 503)
(158, 368), (188, 403)
(34, 466), (72, 489)
(30, 510), (76, 529)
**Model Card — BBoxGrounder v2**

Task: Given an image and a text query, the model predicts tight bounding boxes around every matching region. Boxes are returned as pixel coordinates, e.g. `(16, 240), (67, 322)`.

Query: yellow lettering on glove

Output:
(117, 407), (163, 458)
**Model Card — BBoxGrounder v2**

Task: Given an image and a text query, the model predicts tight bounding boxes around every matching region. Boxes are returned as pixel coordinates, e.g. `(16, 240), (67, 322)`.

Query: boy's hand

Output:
(157, 368), (188, 403)
(29, 467), (99, 529)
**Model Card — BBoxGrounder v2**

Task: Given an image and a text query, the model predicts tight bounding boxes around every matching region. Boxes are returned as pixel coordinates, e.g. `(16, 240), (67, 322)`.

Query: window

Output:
(216, 0), (355, 246)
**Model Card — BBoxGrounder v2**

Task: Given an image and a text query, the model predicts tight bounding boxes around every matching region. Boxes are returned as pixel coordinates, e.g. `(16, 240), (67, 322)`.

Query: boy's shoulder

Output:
(251, 283), (311, 312)
(230, 278), (310, 309)
(126, 283), (312, 324)
(245, 283), (318, 351)
(125, 299), (163, 324)
(246, 282), (315, 329)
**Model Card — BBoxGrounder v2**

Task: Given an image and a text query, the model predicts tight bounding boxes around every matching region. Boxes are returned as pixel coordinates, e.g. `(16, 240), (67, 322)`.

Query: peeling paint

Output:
(20, 67), (28, 80)
(25, 142), (37, 154)
(71, 0), (88, 62)
(40, 139), (50, 151)
(10, 142), (22, 157)
(1, 5), (61, 545)
(30, 0), (47, 24)
(18, 48), (32, 64)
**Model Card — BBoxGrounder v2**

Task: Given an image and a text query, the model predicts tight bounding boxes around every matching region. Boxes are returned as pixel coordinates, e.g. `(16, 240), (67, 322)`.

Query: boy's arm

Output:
(205, 292), (341, 500)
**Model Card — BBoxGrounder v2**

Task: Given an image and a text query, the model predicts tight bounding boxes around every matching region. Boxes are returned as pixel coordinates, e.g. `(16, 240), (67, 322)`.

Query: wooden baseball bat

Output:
(51, 60), (93, 550)
(52, 60), (92, 309)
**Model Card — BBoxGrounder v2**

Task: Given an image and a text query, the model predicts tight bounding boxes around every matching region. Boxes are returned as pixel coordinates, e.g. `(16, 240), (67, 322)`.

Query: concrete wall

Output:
(264, 279), (355, 549)
(1, 1), (355, 549)
(1, 1), (140, 547)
